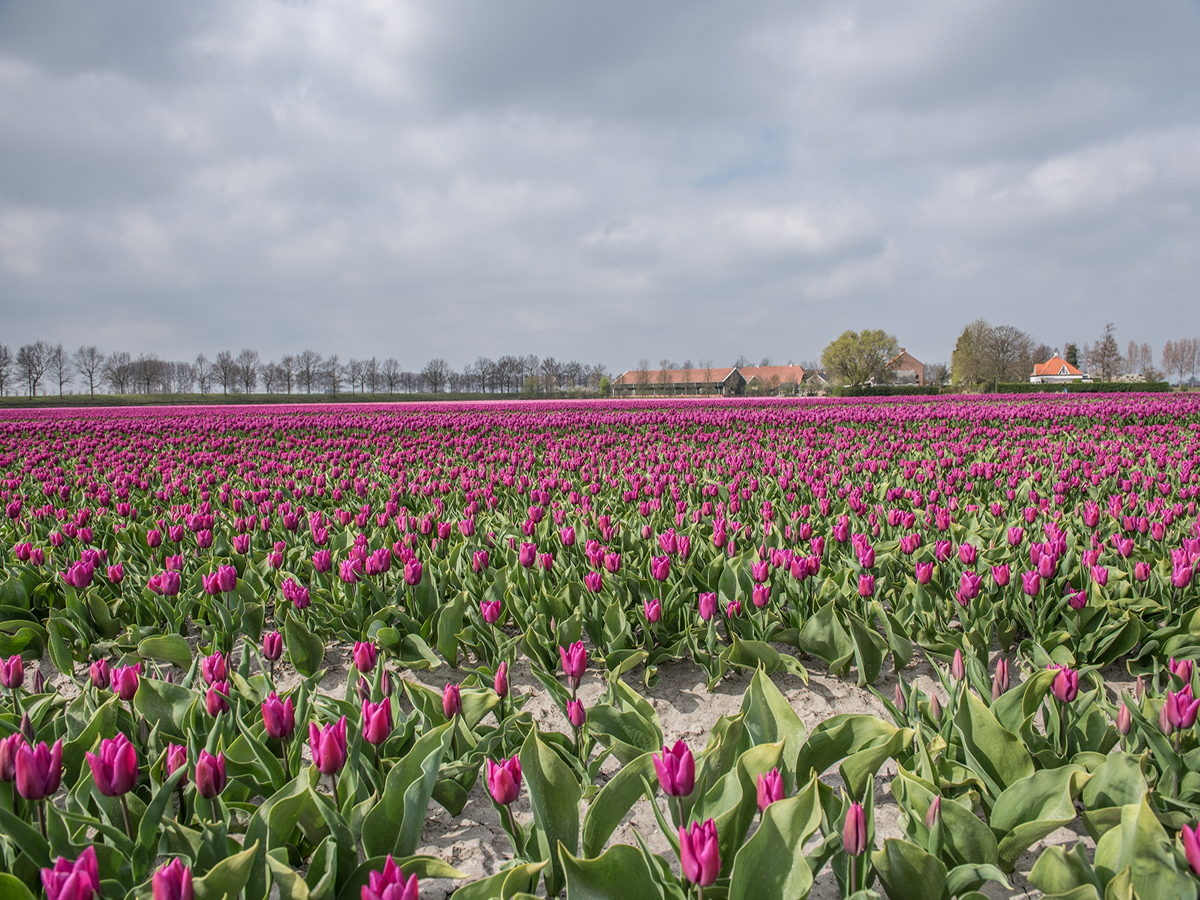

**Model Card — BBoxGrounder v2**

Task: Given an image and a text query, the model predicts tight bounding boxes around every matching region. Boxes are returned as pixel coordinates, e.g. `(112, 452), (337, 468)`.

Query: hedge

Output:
(988, 381), (1171, 394)
(832, 385), (942, 397)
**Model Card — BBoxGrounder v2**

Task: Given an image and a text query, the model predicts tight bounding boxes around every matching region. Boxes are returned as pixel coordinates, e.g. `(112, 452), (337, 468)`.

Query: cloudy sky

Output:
(2, 0), (1199, 375)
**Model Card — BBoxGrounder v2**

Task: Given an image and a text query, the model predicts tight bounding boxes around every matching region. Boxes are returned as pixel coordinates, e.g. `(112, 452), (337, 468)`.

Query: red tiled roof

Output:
(1032, 356), (1082, 377)
(613, 367), (738, 386)
(739, 365), (805, 383)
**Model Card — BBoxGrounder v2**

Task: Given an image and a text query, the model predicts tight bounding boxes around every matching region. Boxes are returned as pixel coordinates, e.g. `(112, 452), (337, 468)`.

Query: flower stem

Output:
(120, 794), (134, 840)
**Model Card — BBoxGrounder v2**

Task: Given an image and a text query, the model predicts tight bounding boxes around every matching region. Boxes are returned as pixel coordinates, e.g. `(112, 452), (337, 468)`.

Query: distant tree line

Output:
(0, 342), (609, 398)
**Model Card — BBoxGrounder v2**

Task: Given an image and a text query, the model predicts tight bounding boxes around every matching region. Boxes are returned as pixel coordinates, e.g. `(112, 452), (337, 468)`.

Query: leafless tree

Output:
(1093, 322), (1122, 382)
(73, 346), (105, 397)
(277, 355), (295, 394)
(981, 324), (1036, 383)
(47, 343), (71, 396)
(104, 352), (133, 394)
(421, 358), (451, 393)
(16, 341), (50, 396)
(171, 361), (197, 393)
(0, 344), (12, 396)
(923, 362), (950, 386)
(195, 354), (212, 394)
(1137, 343), (1157, 381)
(133, 354), (165, 394)
(261, 361), (280, 394)
(213, 351), (237, 394)
(382, 358), (401, 393)
(236, 349), (259, 393)
(297, 350), (322, 394)
(346, 359), (363, 394)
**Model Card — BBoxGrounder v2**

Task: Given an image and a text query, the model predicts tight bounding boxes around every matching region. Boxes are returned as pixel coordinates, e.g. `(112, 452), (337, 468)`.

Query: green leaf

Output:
(871, 839), (948, 900)
(244, 769), (320, 900)
(1029, 843), (1104, 898)
(193, 840), (259, 900)
(137, 766), (188, 857)
(587, 703), (662, 766)
(0, 874), (37, 900)
(0, 804), (51, 869)
(134, 678), (199, 743)
(560, 843), (665, 900)
(335, 857), (466, 900)
(991, 766), (1090, 872)
(449, 862), (547, 900)
(796, 714), (900, 795)
(728, 777), (822, 900)
(266, 851), (310, 900)
(62, 694), (120, 785)
(1079, 753), (1148, 841)
(798, 600), (854, 675)
(521, 726), (582, 897)
(138, 634), (194, 669)
(1093, 795), (1197, 900)
(285, 614), (326, 677)
(361, 721), (453, 858)
(952, 690), (1033, 801)
(945, 864), (1010, 897)
(702, 740), (784, 875)
(739, 668), (807, 791)
(581, 751), (657, 858)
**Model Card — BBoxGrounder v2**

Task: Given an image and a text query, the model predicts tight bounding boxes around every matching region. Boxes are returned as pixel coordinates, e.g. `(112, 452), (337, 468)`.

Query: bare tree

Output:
(277, 354), (295, 394)
(213, 351), (236, 394)
(383, 358), (401, 393)
(172, 361), (197, 393)
(981, 325), (1036, 383)
(701, 359), (713, 394)
(296, 350), (322, 394)
(104, 351), (133, 394)
(1032, 344), (1054, 365)
(0, 344), (12, 396)
(1093, 322), (1121, 381)
(1189, 338), (1199, 387)
(16, 341), (50, 396)
(47, 343), (71, 396)
(322, 355), (344, 393)
(73, 346), (105, 397)
(133, 354), (164, 394)
(923, 362), (950, 386)
(1137, 343), (1157, 381)
(195, 353), (212, 394)
(236, 349), (259, 393)
(346, 359), (363, 394)
(421, 358), (451, 393)
(261, 361), (279, 394)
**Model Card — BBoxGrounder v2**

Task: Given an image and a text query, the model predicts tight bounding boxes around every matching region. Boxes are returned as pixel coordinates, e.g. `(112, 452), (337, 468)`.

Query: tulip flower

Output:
(698, 591), (717, 621)
(262, 630), (283, 662)
(893, 683), (906, 713)
(992, 658), (1010, 700)
(1174, 564), (1194, 590)
(650, 555), (670, 582)
(152, 858), (193, 900)
(15, 738), (62, 801)
(106, 563), (124, 584)
(403, 558), (423, 586)
(653, 740), (695, 797)
(309, 717), (348, 776)
(560, 641), (587, 690)
(113, 664), (140, 702)
(494, 661), (509, 699)
(160, 570), (182, 596)
(0, 733), (23, 781)
(0, 654), (23, 690)
(41, 848), (100, 900)
(166, 744), (188, 780)
(353, 641), (377, 673)
(583, 570), (603, 593)
(752, 583), (770, 608)
(201, 652), (226, 686)
(86, 732), (138, 796)
(487, 756), (522, 806)
(361, 856), (419, 900)
(1116, 704), (1131, 737)
(88, 659), (111, 691)
(950, 649), (965, 682)
(679, 818), (720, 887)
(1166, 687), (1200, 731)
(925, 795), (942, 829)
(858, 574), (874, 597)
(194, 750), (227, 799)
(915, 561), (934, 585)
(568, 699), (586, 728)
(1021, 571), (1041, 597)
(756, 767), (784, 813)
(644, 597), (662, 623)
(843, 801), (867, 856)
(472, 550), (489, 572)
(442, 683), (462, 718)
(262, 693), (296, 739)
(206, 681), (230, 716)
(1171, 657), (1194, 683)
(480, 598), (502, 623)
(1051, 666), (1079, 704)
(991, 563), (1010, 587)
(362, 699), (393, 745)
(519, 542), (536, 568)
(1134, 562), (1151, 582)
(312, 550), (332, 573)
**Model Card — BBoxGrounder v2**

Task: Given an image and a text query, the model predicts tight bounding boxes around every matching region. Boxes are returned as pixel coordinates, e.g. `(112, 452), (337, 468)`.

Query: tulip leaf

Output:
(990, 766), (1090, 872)
(798, 600), (855, 675)
(449, 862), (547, 900)
(739, 667), (807, 790)
(136, 765), (187, 857)
(0, 804), (50, 869)
(193, 840), (259, 900)
(1093, 795), (1197, 900)
(266, 849), (310, 900)
(560, 843), (664, 900)
(245, 769), (321, 900)
(335, 856), (466, 900)
(521, 726), (582, 897)
(728, 777), (822, 900)
(61, 694), (120, 785)
(285, 614), (326, 678)
(587, 703), (662, 766)
(581, 751), (657, 858)
(1028, 843), (1104, 898)
(361, 720), (453, 858)
(0, 874), (37, 900)
(137, 633), (194, 669)
(871, 838), (948, 900)
(700, 740), (784, 876)
(952, 690), (1034, 801)
(436, 591), (466, 666)
(945, 863), (1011, 897)
(133, 677), (198, 743)
(796, 714), (900, 791)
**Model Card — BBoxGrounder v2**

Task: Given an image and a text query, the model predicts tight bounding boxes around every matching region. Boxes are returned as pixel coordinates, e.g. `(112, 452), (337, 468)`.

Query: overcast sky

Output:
(2, 0), (1199, 374)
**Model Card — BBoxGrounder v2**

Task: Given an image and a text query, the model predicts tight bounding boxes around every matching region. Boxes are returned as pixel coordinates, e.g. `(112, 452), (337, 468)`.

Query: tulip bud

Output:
(194, 750), (227, 799)
(679, 819), (720, 887)
(1051, 666), (1079, 704)
(559, 641), (587, 690)
(487, 756), (522, 806)
(992, 658), (1010, 700)
(206, 681), (230, 716)
(929, 694), (942, 722)
(362, 699), (393, 746)
(15, 738), (63, 801)
(951, 649), (965, 682)
(308, 717), (348, 775)
(493, 662), (508, 699)
(262, 693), (296, 740)
(380, 666), (393, 697)
(925, 795), (942, 830)
(567, 699), (586, 728)
(653, 740), (695, 797)
(1160, 700), (1175, 735)
(89, 658), (111, 690)
(1117, 703), (1131, 735)
(756, 767), (784, 813)
(152, 858), (193, 900)
(357, 677), (372, 706)
(1135, 676), (1145, 702)
(698, 592), (717, 622)
(644, 597), (662, 623)
(442, 683), (461, 718)
(842, 802), (867, 856)
(893, 683), (906, 713)
(262, 631), (283, 662)
(0, 655), (24, 690)
(166, 743), (188, 780)
(353, 641), (377, 674)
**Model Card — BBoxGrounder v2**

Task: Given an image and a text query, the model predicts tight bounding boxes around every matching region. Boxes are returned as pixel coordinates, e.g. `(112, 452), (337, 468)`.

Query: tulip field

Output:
(3, 393), (1200, 900)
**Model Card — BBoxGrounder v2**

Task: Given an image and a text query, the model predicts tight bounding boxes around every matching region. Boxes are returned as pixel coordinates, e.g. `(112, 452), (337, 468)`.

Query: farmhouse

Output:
(1030, 356), (1087, 384)
(611, 366), (744, 396)
(886, 349), (925, 385)
(739, 364), (805, 395)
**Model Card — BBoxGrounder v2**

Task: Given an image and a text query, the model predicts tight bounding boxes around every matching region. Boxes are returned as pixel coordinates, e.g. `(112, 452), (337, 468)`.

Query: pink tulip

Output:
(679, 818), (720, 887)
(308, 717), (348, 775)
(206, 681), (230, 716)
(487, 756), (522, 805)
(15, 738), (62, 800)
(0, 655), (23, 690)
(653, 740), (695, 797)
(152, 859), (193, 900)
(166, 744), (188, 780)
(89, 659), (111, 690)
(86, 732), (138, 796)
(201, 652), (227, 686)
(698, 591), (717, 621)
(915, 562), (934, 584)
(113, 664), (141, 702)
(1182, 823), (1200, 878)
(41, 847), (100, 900)
(842, 801), (867, 856)
(644, 598), (662, 623)
(361, 856), (418, 900)
(568, 699), (586, 728)
(560, 641), (587, 689)
(442, 683), (462, 718)
(194, 750), (227, 799)
(353, 641), (377, 673)
(756, 767), (784, 813)
(362, 699), (393, 745)
(1051, 666), (1079, 704)
(650, 555), (670, 582)
(262, 693), (296, 739)
(494, 662), (508, 699)
(262, 630), (283, 662)
(404, 558), (423, 586)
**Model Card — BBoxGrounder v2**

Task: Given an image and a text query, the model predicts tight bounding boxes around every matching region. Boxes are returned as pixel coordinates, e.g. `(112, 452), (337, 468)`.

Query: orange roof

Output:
(613, 367), (738, 386)
(740, 365), (805, 383)
(1032, 356), (1082, 377)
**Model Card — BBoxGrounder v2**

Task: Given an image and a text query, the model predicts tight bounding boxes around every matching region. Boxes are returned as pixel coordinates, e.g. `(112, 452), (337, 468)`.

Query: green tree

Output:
(820, 329), (900, 386)
(950, 318), (990, 385)
(1064, 343), (1078, 367)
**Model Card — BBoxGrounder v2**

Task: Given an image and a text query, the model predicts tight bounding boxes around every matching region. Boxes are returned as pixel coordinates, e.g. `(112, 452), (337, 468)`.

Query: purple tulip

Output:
(362, 699), (393, 745)
(644, 597), (662, 623)
(262, 630), (283, 662)
(842, 801), (867, 856)
(206, 681), (230, 716)
(353, 641), (377, 673)
(0, 655), (23, 690)
(1022, 571), (1041, 597)
(568, 699), (586, 728)
(1166, 688), (1200, 730)
(442, 683), (462, 718)
(86, 732), (138, 796)
(991, 563), (1010, 587)
(858, 574), (875, 597)
(113, 664), (141, 702)
(201, 652), (226, 686)
(309, 717), (348, 775)
(650, 555), (670, 582)
(560, 641), (587, 689)
(653, 740), (695, 797)
(915, 561), (934, 585)
(361, 856), (418, 900)
(166, 744), (188, 780)
(41, 847), (100, 900)
(194, 750), (227, 799)
(89, 659), (111, 690)
(519, 542), (537, 568)
(698, 592), (717, 621)
(1181, 823), (1200, 878)
(15, 738), (63, 800)
(404, 558), (423, 586)
(756, 767), (784, 813)
(1051, 666), (1079, 704)
(262, 693), (296, 739)
(152, 859), (193, 900)
(494, 662), (508, 699)
(679, 818), (720, 887)
(584, 570), (603, 593)
(487, 756), (522, 806)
